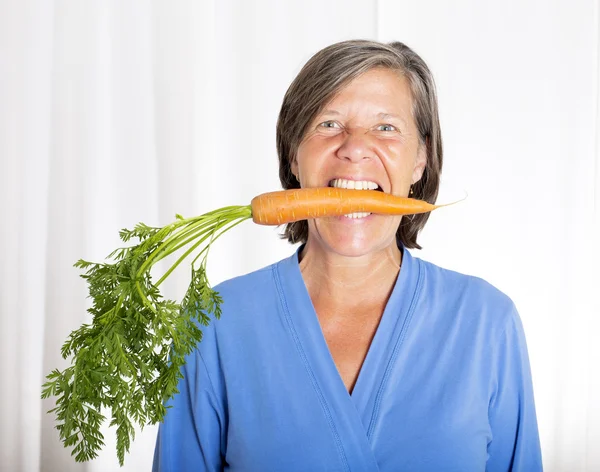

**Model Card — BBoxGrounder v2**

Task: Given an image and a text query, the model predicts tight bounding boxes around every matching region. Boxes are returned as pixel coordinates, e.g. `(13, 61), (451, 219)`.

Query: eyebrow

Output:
(376, 112), (406, 123)
(321, 109), (407, 126)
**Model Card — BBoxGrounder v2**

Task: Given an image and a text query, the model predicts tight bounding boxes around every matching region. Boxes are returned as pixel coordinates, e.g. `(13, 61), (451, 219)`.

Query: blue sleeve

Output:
(486, 305), (543, 471)
(152, 349), (225, 472)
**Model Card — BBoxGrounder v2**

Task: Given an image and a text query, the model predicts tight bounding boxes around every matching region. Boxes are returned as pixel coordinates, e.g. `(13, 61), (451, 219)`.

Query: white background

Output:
(1, 1), (599, 471)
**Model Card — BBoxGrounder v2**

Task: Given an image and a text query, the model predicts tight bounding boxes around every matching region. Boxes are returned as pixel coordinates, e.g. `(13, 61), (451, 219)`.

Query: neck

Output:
(298, 239), (402, 309)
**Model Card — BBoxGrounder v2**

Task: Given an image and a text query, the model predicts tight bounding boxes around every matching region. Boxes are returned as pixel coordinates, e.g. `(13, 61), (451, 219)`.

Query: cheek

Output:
(379, 140), (406, 161)
(378, 143), (422, 190)
(296, 138), (330, 169)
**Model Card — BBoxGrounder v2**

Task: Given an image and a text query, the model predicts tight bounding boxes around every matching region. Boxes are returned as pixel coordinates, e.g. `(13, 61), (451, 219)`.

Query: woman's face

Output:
(292, 67), (427, 258)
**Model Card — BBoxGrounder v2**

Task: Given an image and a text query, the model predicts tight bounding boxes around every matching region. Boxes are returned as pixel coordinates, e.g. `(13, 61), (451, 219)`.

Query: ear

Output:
(412, 139), (427, 184)
(290, 157), (298, 179)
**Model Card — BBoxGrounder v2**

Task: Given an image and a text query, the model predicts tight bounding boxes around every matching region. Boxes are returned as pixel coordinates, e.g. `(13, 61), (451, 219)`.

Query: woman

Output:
(152, 40), (543, 471)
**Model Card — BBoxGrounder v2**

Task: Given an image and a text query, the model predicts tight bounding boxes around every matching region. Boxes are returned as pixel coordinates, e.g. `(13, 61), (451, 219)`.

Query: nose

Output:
(335, 127), (375, 163)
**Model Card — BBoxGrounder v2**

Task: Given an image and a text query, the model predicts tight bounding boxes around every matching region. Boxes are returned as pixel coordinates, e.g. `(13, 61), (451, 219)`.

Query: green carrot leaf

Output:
(42, 205), (252, 465)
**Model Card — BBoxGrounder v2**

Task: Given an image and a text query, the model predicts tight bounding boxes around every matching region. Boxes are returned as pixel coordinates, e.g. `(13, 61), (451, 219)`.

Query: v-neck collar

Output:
(273, 243), (423, 467)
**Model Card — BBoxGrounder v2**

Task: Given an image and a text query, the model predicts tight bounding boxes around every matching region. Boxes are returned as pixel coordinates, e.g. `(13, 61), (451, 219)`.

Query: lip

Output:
(335, 213), (376, 225)
(334, 213), (377, 223)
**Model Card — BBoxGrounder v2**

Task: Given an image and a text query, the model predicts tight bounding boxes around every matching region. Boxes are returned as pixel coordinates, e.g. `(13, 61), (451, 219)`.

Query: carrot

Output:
(42, 186), (456, 466)
(251, 187), (441, 225)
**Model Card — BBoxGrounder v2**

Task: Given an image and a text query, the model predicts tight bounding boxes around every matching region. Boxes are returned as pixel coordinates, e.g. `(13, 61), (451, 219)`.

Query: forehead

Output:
(324, 68), (413, 112)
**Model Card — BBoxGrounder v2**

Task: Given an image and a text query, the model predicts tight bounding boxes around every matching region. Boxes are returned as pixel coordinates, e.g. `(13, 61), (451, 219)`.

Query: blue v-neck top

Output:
(152, 245), (543, 471)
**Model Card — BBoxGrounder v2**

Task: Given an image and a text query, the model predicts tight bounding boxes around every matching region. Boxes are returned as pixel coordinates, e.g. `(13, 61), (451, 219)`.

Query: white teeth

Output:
(330, 178), (379, 190)
(343, 212), (371, 219)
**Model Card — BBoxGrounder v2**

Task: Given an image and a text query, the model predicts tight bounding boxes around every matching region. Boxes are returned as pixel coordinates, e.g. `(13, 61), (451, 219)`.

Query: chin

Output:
(317, 229), (395, 258)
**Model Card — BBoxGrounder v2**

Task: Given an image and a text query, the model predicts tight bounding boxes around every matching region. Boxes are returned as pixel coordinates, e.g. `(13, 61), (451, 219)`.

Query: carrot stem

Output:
(155, 210), (250, 287)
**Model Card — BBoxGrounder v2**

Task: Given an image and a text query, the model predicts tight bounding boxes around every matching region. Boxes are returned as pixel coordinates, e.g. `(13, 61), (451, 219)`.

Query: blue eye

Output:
(377, 124), (397, 132)
(319, 121), (341, 129)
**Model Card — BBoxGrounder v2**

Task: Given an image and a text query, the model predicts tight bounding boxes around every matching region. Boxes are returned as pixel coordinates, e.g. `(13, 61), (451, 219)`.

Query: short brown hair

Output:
(276, 39), (443, 250)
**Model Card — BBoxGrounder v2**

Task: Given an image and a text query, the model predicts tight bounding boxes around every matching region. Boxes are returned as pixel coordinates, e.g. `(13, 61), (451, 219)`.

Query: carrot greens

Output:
(41, 205), (252, 465)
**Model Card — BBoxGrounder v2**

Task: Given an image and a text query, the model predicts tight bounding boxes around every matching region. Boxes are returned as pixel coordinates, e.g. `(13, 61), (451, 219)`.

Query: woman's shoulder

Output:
(205, 252), (296, 326)
(190, 257), (288, 354)
(411, 252), (519, 330)
(213, 263), (275, 296)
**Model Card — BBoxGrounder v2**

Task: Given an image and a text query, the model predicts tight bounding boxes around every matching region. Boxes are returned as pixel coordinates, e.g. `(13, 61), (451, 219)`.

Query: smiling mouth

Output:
(327, 178), (383, 219)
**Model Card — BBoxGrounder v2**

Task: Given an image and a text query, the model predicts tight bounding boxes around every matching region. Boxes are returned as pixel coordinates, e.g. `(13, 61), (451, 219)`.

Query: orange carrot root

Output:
(250, 187), (452, 226)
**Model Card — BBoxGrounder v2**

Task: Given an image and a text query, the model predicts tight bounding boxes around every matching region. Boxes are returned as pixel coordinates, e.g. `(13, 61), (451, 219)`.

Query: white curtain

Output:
(1, 1), (598, 471)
